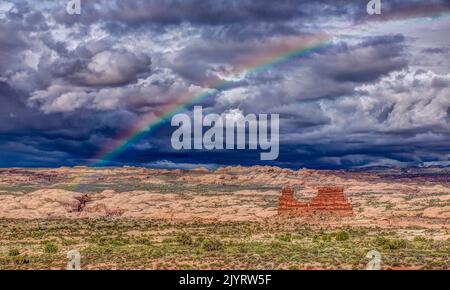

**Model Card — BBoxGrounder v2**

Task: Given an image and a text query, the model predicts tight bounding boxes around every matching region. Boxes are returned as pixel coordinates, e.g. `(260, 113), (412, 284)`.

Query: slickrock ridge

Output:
(278, 185), (353, 216)
(0, 167), (449, 226)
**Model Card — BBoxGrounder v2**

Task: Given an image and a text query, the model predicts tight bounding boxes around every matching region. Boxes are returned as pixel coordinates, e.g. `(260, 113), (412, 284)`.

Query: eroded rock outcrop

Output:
(278, 185), (353, 216)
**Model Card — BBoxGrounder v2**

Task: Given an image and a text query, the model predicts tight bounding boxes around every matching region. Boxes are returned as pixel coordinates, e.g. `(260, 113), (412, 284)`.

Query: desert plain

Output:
(0, 166), (448, 269)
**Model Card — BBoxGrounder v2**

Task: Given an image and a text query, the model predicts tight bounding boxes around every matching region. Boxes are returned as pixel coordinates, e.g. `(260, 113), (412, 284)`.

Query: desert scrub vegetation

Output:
(0, 184), (41, 194)
(276, 233), (292, 242)
(0, 218), (448, 269)
(176, 232), (193, 245)
(201, 238), (224, 252)
(54, 181), (279, 195)
(335, 231), (350, 241)
(375, 237), (407, 250)
(43, 241), (59, 254)
(8, 248), (20, 257)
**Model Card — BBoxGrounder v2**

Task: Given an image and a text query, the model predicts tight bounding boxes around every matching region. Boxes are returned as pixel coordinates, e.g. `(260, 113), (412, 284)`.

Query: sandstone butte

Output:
(278, 185), (353, 216)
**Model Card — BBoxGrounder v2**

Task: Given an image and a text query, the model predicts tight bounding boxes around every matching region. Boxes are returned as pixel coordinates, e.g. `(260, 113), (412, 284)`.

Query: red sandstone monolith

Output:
(278, 185), (353, 216)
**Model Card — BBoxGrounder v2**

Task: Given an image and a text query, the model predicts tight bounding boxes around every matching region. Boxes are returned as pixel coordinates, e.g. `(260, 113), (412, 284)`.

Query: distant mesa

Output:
(278, 185), (353, 216)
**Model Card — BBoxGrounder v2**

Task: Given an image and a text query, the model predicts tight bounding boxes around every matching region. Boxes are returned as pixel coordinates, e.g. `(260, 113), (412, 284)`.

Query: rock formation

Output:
(278, 185), (353, 216)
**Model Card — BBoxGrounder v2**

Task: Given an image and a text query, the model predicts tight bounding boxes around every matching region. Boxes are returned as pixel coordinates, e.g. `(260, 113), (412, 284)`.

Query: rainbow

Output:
(93, 35), (333, 166)
(91, 4), (450, 167)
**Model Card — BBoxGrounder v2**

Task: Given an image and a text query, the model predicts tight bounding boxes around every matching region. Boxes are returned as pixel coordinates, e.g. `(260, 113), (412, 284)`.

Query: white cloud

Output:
(144, 160), (219, 170)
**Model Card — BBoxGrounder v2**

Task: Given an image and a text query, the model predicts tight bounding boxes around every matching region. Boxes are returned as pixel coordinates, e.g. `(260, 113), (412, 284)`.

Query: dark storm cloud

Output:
(0, 20), (31, 76)
(70, 50), (152, 87)
(51, 0), (369, 42)
(54, 0), (353, 26)
(316, 35), (408, 83)
(35, 38), (152, 88)
(0, 0), (449, 168)
(422, 47), (449, 54)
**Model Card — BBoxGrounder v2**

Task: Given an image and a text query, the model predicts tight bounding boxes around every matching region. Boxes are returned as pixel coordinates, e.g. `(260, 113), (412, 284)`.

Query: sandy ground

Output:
(0, 166), (448, 231)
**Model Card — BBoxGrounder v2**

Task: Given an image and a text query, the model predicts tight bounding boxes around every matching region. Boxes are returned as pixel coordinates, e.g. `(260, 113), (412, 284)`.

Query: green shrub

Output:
(176, 232), (193, 245)
(202, 238), (223, 251)
(193, 236), (205, 247)
(376, 237), (407, 250)
(388, 239), (407, 250)
(276, 233), (292, 242)
(335, 231), (350, 241)
(8, 248), (20, 257)
(238, 245), (248, 254)
(13, 255), (30, 265)
(43, 241), (58, 254)
(413, 236), (428, 243)
(321, 234), (332, 242)
(134, 237), (152, 245)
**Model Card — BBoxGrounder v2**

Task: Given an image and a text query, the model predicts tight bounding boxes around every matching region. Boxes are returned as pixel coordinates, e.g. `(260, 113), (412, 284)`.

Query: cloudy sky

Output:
(0, 0), (449, 169)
